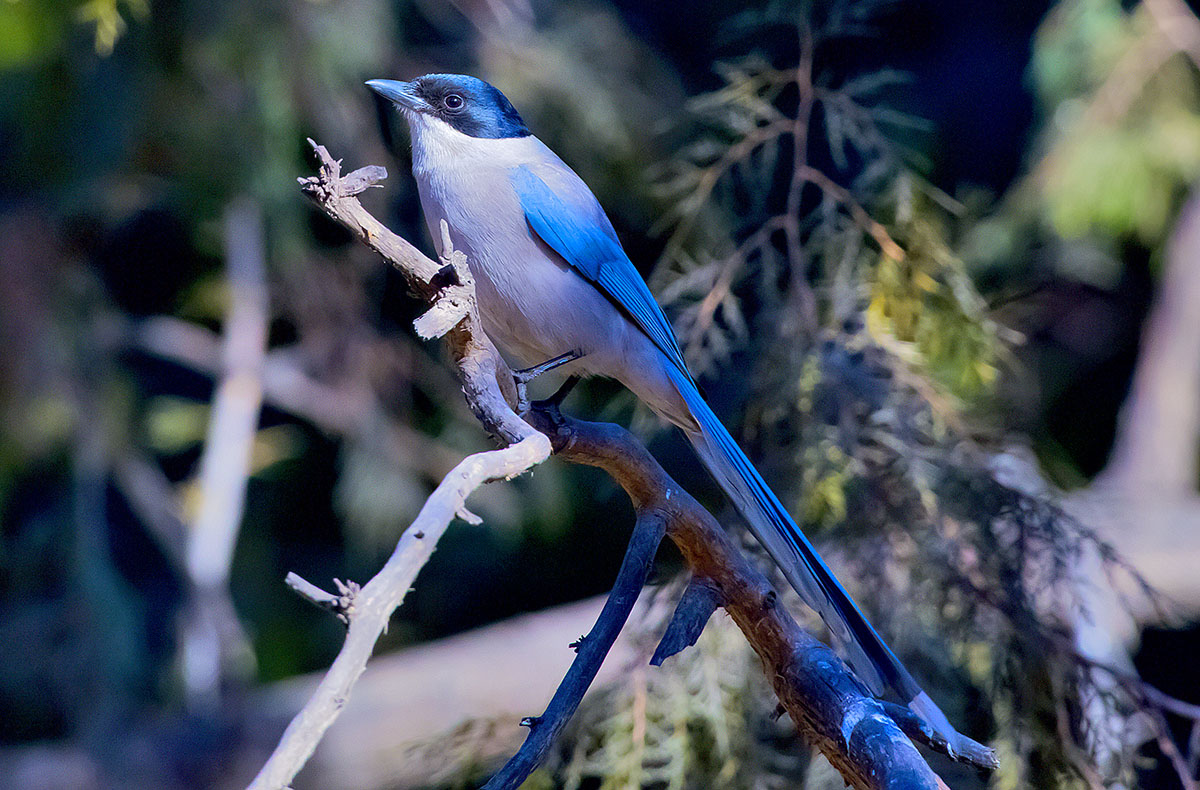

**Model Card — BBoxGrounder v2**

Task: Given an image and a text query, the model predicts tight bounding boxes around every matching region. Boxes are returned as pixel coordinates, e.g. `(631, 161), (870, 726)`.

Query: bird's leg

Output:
(537, 375), (580, 408)
(513, 350), (582, 414)
(515, 350), (583, 382)
(528, 375), (581, 427)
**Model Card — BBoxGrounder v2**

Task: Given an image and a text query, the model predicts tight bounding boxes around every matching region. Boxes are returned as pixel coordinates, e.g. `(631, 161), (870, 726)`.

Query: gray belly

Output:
(421, 181), (614, 363)
(415, 166), (694, 426)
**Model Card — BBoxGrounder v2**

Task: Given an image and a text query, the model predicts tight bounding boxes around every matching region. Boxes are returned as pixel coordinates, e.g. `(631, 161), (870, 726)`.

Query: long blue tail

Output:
(667, 365), (964, 751)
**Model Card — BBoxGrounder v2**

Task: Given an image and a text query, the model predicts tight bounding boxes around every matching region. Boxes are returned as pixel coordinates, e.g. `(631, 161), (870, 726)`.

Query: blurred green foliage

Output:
(867, 188), (1001, 400)
(1033, 0), (1200, 243)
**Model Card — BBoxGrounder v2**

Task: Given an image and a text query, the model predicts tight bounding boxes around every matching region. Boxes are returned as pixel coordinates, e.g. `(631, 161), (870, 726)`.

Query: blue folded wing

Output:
(510, 165), (692, 383)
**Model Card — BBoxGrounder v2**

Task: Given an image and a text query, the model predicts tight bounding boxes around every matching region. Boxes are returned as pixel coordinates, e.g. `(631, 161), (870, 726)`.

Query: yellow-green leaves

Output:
(867, 209), (1000, 401)
(76, 0), (147, 56)
(1045, 97), (1200, 242)
(1032, 0), (1200, 243)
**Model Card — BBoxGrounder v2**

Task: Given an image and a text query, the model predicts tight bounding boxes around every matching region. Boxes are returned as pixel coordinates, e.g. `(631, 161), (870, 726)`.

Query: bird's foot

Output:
(513, 351), (581, 414)
(537, 375), (580, 408)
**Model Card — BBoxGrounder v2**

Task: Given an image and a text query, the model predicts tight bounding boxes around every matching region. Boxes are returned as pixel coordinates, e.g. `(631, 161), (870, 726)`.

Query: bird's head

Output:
(366, 74), (530, 140)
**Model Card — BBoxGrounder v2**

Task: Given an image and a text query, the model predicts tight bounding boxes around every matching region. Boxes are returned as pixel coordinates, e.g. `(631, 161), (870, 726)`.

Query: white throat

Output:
(403, 110), (544, 178)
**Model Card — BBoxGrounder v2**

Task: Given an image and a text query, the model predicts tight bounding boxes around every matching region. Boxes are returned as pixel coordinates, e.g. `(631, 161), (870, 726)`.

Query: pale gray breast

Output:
(415, 157), (626, 367)
(409, 136), (691, 424)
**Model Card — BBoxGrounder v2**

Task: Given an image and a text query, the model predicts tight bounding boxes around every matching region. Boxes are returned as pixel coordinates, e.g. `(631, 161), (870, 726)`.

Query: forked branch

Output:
(247, 142), (995, 790)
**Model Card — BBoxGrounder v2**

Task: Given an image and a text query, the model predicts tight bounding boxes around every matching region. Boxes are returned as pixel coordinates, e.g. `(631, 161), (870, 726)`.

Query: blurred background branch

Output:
(180, 197), (268, 713)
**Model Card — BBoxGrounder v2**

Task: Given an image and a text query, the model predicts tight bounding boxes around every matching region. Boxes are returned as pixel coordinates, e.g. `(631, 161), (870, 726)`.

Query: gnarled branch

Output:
(248, 142), (995, 790)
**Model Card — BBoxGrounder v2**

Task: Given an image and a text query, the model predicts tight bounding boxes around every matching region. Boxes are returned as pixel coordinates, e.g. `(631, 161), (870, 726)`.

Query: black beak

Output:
(365, 79), (430, 112)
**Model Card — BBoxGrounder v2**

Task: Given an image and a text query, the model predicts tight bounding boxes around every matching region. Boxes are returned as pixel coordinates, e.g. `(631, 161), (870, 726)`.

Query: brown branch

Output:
(523, 408), (998, 788)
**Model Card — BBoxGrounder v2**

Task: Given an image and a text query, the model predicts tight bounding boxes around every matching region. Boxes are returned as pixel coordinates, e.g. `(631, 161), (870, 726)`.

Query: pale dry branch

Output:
(1144, 0), (1200, 72)
(247, 424), (551, 790)
(1102, 187), (1200, 492)
(129, 315), (465, 480)
(187, 198), (269, 592)
(247, 142), (549, 790)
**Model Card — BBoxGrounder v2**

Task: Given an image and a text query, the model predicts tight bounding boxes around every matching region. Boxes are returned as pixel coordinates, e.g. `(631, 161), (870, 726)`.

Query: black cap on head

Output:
(366, 74), (531, 140)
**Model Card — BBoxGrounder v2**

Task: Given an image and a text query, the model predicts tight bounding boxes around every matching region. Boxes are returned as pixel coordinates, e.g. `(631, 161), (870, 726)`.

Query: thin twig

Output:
(782, 21), (819, 334)
(688, 216), (787, 345)
(661, 118), (793, 264)
(798, 164), (905, 261)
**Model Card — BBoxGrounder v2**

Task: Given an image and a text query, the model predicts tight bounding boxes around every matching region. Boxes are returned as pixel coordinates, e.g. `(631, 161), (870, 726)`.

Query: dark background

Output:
(2, 0), (1198, 787)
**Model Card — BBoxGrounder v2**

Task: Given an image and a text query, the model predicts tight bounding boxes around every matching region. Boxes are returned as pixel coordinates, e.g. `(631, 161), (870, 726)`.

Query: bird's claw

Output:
(515, 378), (532, 415)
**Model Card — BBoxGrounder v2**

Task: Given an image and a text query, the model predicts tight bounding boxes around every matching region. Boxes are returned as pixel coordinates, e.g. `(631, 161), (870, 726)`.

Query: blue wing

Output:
(510, 165), (692, 384)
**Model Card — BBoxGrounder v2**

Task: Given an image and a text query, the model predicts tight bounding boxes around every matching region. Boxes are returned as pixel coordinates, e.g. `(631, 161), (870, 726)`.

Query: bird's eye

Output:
(444, 94), (464, 111)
